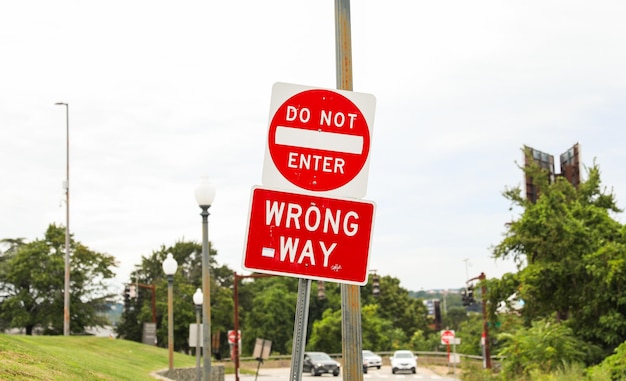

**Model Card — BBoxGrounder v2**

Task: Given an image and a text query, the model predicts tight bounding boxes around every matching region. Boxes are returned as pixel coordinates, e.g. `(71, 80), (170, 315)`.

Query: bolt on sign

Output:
(262, 82), (376, 199)
(242, 186), (375, 285)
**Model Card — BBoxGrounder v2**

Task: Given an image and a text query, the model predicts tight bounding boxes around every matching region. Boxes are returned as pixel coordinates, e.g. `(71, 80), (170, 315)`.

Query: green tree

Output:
(242, 280), (297, 354)
(307, 308), (342, 353)
(0, 224), (117, 335)
(497, 318), (586, 379)
(443, 307), (469, 331)
(115, 239), (236, 358)
(366, 275), (430, 340)
(361, 304), (395, 351)
(587, 340), (626, 380)
(493, 159), (626, 359)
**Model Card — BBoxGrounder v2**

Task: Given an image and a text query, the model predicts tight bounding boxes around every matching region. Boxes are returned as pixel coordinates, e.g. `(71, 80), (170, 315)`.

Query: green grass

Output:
(0, 334), (198, 381)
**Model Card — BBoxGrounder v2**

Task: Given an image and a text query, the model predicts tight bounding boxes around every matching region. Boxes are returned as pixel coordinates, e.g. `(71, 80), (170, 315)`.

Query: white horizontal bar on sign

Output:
(275, 126), (363, 155)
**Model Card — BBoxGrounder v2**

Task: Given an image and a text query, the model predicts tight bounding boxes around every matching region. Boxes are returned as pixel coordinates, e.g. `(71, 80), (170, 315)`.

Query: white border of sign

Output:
(262, 82), (376, 199)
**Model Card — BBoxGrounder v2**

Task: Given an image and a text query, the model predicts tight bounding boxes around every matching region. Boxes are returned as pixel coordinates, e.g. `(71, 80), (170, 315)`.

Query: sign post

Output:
(440, 329), (456, 372)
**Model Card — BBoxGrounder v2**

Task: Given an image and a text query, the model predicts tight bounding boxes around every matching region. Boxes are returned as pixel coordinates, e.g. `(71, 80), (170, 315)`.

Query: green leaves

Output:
(0, 224), (117, 335)
(493, 158), (626, 362)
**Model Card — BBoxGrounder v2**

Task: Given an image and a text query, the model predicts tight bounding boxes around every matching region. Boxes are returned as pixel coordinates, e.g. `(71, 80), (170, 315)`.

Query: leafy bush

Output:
(586, 341), (626, 380)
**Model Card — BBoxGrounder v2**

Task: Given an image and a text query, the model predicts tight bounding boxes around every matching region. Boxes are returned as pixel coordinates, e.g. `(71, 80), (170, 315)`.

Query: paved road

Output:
(226, 366), (460, 381)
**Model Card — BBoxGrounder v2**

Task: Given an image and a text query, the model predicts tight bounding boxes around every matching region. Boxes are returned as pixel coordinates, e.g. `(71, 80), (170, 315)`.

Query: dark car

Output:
(303, 352), (341, 376)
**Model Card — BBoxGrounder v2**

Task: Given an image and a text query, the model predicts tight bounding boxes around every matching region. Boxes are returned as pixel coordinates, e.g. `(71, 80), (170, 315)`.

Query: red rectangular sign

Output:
(242, 186), (375, 285)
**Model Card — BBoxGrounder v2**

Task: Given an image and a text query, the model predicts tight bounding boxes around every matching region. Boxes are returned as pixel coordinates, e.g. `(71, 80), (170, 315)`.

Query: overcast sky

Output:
(2, 1), (625, 293)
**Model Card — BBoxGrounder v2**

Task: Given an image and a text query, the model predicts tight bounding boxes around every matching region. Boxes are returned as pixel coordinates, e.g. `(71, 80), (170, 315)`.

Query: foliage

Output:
(0, 225), (117, 335)
(241, 280), (297, 354)
(307, 308), (342, 353)
(492, 159), (626, 359)
(409, 329), (440, 352)
(444, 306), (470, 331)
(361, 304), (396, 351)
(456, 314), (486, 356)
(496, 318), (587, 379)
(586, 340), (626, 380)
(366, 275), (431, 340)
(462, 362), (590, 381)
(115, 240), (236, 359)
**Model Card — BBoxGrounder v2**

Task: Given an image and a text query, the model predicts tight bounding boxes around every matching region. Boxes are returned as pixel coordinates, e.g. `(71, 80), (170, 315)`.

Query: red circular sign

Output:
(228, 330), (238, 344)
(268, 89), (370, 192)
(441, 330), (455, 343)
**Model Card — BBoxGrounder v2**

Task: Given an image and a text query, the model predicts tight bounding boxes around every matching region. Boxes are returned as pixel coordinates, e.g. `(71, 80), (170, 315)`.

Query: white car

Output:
(362, 350), (382, 369)
(390, 350), (417, 374)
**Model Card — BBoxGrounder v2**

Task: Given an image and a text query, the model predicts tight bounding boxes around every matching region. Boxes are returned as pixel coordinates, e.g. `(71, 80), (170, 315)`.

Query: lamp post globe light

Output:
(193, 288), (203, 381)
(162, 253), (178, 373)
(54, 102), (70, 336)
(194, 177), (216, 381)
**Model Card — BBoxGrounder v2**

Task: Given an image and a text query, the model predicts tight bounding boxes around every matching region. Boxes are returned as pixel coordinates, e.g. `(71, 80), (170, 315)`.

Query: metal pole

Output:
(335, 1), (364, 380)
(480, 273), (492, 369)
(55, 102), (70, 336)
(234, 273), (240, 381)
(200, 206), (212, 381)
(289, 278), (311, 381)
(167, 274), (174, 372)
(151, 285), (157, 324)
(335, 0), (353, 92)
(196, 305), (202, 381)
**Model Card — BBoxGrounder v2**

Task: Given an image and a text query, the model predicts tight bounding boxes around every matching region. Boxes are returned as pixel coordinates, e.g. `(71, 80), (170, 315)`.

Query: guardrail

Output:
(232, 351), (497, 368)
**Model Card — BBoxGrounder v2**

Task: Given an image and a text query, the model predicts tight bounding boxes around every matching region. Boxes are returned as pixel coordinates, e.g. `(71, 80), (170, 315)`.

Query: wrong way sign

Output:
(262, 82), (376, 199)
(242, 186), (375, 285)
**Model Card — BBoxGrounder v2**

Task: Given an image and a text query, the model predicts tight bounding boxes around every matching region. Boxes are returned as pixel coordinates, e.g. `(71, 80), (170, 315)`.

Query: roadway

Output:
(227, 366), (460, 381)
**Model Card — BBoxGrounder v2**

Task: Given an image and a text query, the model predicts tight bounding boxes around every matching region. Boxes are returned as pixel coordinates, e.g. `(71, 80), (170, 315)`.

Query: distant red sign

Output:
(242, 186), (375, 285)
(228, 330), (240, 344)
(441, 330), (455, 345)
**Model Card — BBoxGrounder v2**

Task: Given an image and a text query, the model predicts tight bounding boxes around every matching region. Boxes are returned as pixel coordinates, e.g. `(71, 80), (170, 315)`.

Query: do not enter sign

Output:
(228, 330), (240, 344)
(441, 330), (455, 345)
(262, 82), (376, 199)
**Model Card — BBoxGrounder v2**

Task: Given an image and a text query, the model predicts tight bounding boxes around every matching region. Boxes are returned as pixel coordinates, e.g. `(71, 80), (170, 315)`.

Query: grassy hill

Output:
(0, 334), (197, 381)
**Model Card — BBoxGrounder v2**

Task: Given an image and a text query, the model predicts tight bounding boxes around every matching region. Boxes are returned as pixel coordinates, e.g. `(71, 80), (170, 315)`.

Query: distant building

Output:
(524, 143), (581, 202)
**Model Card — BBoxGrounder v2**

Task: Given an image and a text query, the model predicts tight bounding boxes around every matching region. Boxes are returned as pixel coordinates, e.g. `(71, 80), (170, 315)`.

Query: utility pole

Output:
(467, 272), (491, 369)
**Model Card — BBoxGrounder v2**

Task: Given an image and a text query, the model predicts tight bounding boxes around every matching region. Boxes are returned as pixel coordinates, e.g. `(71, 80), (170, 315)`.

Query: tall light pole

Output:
(54, 101), (70, 336)
(162, 253), (179, 373)
(194, 177), (216, 381)
(193, 288), (203, 381)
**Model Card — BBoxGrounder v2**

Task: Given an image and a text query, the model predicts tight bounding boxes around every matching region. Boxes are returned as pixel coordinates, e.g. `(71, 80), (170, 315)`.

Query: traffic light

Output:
(372, 274), (380, 297)
(317, 280), (325, 300)
(462, 285), (475, 306)
(124, 284), (137, 304)
(124, 286), (131, 301)
(433, 300), (442, 329)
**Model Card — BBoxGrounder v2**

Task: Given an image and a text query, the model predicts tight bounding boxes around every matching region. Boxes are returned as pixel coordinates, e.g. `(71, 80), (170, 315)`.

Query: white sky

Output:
(2, 1), (625, 293)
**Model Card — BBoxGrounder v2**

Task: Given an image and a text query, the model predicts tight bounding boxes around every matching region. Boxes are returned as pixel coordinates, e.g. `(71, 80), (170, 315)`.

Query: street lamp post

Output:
(193, 288), (203, 381)
(54, 101), (70, 336)
(162, 253), (178, 373)
(194, 177), (216, 381)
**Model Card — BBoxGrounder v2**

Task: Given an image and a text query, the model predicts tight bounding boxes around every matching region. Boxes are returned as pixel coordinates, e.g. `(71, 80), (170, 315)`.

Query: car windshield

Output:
(309, 353), (332, 361)
(395, 352), (413, 358)
(363, 350), (375, 357)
